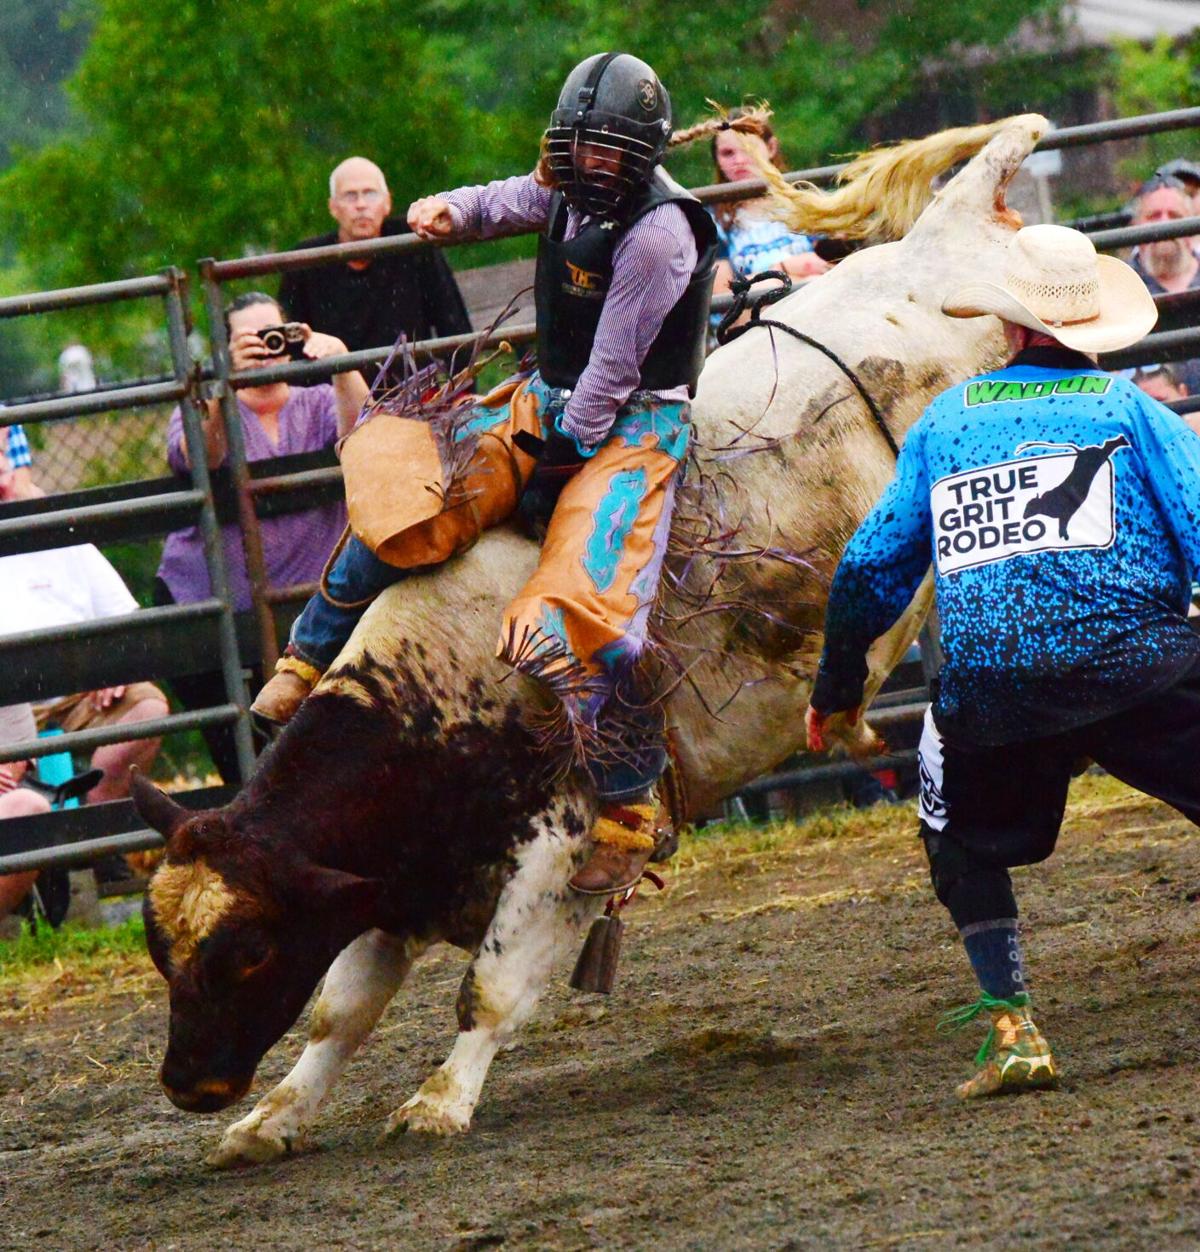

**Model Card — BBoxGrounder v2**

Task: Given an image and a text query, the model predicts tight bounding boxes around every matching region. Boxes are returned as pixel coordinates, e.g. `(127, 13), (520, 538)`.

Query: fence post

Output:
(162, 267), (256, 780)
(198, 258), (281, 675)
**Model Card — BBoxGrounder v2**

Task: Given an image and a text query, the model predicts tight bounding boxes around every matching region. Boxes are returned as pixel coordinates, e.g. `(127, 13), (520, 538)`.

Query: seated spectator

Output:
(279, 157), (472, 380)
(1132, 363), (1197, 435)
(709, 109), (830, 303)
(0, 450), (170, 808)
(0, 702), (51, 921)
(155, 292), (367, 782)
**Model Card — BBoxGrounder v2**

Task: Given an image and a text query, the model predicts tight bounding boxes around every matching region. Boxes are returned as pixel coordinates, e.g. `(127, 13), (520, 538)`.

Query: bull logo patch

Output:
(931, 436), (1129, 574)
(637, 79), (658, 112)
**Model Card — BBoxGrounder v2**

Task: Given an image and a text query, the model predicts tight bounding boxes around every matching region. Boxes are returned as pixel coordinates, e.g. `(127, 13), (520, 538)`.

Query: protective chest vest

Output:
(534, 169), (718, 394)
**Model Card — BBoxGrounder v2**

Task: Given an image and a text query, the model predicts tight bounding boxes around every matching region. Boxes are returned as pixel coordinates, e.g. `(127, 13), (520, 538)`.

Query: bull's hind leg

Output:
(384, 816), (598, 1138)
(209, 929), (420, 1169)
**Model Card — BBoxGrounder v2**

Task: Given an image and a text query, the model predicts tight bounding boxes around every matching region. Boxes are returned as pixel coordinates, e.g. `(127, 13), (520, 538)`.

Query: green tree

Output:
(1112, 33), (1200, 182)
(1, 0), (482, 287)
(1, 0), (1072, 302)
(0, 0), (92, 172)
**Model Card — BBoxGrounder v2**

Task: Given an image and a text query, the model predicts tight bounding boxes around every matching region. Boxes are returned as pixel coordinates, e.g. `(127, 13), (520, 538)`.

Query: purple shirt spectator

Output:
(157, 385), (347, 612)
(442, 173), (694, 448)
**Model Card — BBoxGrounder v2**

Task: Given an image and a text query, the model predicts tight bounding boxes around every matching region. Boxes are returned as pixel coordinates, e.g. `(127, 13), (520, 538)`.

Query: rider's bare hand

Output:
(407, 197), (457, 241)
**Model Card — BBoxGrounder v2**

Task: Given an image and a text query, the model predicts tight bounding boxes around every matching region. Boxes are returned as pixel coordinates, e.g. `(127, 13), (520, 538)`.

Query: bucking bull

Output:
(132, 113), (1047, 1167)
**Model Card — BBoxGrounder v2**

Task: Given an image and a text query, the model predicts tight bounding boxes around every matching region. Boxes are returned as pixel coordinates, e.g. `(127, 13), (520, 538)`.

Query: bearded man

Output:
(1130, 172), (1199, 296)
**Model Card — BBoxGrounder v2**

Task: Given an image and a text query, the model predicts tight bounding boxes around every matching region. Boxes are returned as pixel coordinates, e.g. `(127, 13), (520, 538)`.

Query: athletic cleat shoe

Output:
(938, 991), (1058, 1100)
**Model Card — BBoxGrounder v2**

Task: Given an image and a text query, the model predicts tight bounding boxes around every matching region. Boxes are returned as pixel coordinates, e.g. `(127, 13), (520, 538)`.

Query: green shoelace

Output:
(936, 990), (1031, 1066)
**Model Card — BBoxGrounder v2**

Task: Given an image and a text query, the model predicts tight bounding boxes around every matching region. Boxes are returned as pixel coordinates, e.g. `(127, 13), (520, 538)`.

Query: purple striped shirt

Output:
(442, 173), (695, 448)
(158, 385), (347, 611)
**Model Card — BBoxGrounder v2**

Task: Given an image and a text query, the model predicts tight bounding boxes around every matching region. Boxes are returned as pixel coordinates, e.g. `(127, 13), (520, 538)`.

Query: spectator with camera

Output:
(155, 291), (368, 781)
(279, 156), (472, 379)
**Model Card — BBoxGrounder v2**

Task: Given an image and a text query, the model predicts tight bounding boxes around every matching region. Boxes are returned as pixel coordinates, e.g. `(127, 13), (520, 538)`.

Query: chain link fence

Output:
(23, 405), (171, 495)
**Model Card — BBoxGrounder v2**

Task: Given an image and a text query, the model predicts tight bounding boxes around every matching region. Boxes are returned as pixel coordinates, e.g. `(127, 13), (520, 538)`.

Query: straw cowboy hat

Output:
(942, 223), (1157, 354)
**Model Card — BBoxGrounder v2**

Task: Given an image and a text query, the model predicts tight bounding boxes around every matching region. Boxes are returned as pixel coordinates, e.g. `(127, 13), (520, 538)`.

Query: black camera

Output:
(258, 322), (307, 360)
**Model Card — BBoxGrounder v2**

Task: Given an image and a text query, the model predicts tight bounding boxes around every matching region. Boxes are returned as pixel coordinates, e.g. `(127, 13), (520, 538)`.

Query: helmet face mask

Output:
(545, 53), (671, 221)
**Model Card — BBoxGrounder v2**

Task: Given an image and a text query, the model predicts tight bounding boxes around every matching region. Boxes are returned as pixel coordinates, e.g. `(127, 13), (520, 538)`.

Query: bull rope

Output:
(715, 269), (900, 459)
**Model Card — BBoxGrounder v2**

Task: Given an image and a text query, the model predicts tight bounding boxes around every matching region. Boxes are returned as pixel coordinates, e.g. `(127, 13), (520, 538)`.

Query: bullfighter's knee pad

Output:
(920, 823), (1017, 930)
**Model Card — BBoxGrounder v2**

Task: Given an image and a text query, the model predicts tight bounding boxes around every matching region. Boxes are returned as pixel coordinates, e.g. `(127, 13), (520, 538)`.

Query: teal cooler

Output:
(36, 727), (80, 809)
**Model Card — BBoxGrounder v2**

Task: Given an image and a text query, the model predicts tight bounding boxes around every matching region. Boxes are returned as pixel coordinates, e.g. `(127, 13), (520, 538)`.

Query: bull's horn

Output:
(129, 767), (188, 838)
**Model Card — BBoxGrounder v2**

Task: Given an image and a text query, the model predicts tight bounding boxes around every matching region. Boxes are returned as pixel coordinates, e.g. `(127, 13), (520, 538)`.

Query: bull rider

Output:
(252, 53), (751, 896)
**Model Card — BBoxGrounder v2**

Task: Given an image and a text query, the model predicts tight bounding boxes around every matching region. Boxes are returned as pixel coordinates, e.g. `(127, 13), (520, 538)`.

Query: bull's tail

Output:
(755, 115), (1037, 243)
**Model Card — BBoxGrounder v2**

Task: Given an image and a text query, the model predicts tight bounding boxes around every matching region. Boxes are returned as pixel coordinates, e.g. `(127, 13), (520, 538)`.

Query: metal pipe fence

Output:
(199, 207), (1200, 672)
(3, 104), (1200, 873)
(0, 267), (254, 798)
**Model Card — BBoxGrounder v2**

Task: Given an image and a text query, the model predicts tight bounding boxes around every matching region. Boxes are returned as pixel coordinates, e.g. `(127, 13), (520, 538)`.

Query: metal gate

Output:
(3, 105), (1200, 875)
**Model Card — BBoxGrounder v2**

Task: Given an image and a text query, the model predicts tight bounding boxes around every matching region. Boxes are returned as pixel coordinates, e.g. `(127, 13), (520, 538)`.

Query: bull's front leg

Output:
(383, 816), (599, 1139)
(209, 929), (420, 1169)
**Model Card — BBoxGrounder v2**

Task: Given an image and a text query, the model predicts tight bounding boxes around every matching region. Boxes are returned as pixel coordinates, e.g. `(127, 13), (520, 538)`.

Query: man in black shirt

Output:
(279, 157), (472, 376)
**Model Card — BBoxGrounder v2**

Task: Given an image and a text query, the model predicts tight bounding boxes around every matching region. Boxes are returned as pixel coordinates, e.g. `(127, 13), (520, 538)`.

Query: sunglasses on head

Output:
(1139, 172), (1190, 196)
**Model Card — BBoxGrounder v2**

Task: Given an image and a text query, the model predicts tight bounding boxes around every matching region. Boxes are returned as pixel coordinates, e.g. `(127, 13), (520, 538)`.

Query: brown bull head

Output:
(132, 772), (385, 1114)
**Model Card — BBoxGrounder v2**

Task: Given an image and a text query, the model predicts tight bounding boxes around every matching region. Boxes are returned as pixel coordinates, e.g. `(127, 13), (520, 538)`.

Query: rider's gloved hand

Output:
(513, 390), (594, 528)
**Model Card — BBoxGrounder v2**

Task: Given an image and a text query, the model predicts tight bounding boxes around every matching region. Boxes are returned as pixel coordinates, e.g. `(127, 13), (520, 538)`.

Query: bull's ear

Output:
(291, 864), (385, 922)
(130, 768), (188, 838)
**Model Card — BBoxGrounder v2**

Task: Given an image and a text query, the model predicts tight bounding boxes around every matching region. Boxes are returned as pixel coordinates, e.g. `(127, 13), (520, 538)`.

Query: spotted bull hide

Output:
(134, 114), (1047, 1168)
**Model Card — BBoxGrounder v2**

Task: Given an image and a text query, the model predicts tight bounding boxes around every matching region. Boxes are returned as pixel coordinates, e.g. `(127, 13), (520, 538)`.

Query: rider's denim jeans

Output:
(288, 531), (662, 801)
(288, 535), (407, 668)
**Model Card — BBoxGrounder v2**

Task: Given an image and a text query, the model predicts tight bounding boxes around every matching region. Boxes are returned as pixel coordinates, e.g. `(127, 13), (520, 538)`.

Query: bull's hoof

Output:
(381, 1091), (472, 1140)
(206, 1122), (305, 1170)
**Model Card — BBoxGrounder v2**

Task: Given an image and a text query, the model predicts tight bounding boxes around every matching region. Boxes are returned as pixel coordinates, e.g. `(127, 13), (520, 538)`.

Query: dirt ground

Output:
(1, 774), (1197, 1251)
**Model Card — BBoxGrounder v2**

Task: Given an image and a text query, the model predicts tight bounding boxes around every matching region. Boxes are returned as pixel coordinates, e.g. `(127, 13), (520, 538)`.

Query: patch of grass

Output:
(0, 913), (146, 973)
(677, 797), (920, 873)
(0, 916), (156, 1017)
(675, 771), (1150, 876)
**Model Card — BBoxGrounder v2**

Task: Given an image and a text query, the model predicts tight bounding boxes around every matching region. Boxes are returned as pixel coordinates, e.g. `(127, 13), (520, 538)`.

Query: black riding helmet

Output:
(544, 52), (672, 221)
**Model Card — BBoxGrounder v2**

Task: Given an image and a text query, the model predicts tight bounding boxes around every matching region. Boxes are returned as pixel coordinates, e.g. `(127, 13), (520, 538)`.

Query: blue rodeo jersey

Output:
(816, 346), (1200, 745)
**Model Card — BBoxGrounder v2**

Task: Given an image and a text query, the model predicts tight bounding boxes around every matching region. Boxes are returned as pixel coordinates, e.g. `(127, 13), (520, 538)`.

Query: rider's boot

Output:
(569, 790), (671, 896)
(945, 993), (1058, 1099)
(250, 655), (324, 733)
